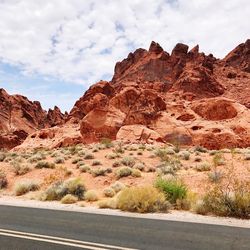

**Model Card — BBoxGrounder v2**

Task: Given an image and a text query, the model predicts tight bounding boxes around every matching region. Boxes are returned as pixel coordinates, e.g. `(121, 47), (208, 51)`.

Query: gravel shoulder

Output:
(0, 195), (249, 229)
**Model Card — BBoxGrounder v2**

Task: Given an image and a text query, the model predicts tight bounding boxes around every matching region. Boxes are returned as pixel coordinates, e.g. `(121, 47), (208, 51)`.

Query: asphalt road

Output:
(0, 205), (249, 250)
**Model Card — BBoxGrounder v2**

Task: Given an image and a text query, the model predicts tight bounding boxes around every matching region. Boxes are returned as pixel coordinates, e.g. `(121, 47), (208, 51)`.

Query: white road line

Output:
(0, 228), (138, 250)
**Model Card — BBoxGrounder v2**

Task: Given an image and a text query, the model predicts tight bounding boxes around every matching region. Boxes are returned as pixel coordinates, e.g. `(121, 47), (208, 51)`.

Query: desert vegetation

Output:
(0, 143), (249, 218)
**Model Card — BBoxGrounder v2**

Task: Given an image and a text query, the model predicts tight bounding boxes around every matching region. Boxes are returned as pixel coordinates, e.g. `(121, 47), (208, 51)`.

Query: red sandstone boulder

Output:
(191, 98), (238, 120)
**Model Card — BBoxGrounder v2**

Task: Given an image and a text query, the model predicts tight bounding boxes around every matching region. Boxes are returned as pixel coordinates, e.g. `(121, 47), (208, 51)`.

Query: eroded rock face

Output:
(192, 99), (238, 121)
(0, 89), (65, 149)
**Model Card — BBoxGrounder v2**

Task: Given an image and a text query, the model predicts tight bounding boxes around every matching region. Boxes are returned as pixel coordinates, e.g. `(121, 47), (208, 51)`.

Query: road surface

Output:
(0, 205), (249, 250)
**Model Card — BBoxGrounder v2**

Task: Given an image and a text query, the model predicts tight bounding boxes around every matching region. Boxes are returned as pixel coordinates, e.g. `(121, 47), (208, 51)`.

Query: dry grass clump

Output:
(35, 161), (55, 169)
(103, 187), (116, 198)
(195, 162), (211, 172)
(98, 197), (118, 209)
(196, 175), (250, 219)
(84, 190), (99, 201)
(14, 180), (40, 196)
(28, 153), (46, 163)
(133, 163), (145, 171)
(0, 170), (8, 189)
(61, 194), (78, 204)
(12, 163), (31, 176)
(110, 181), (125, 193)
(117, 186), (169, 213)
(131, 169), (142, 177)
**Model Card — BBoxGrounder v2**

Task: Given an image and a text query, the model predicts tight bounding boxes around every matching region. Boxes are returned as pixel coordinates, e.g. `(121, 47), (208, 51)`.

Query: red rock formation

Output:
(7, 39), (250, 150)
(0, 89), (65, 149)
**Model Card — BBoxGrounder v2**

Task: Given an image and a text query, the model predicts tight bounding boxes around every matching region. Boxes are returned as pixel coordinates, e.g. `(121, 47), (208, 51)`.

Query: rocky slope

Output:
(0, 89), (65, 149)
(5, 39), (250, 150)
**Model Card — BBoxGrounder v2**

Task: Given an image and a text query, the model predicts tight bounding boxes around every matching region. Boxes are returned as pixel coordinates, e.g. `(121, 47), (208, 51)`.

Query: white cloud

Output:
(0, 0), (249, 86)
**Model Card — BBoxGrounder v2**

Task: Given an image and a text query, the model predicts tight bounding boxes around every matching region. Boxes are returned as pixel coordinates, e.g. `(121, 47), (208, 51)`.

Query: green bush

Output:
(117, 186), (169, 213)
(155, 178), (187, 204)
(110, 181), (125, 193)
(100, 138), (113, 148)
(79, 165), (90, 173)
(92, 160), (102, 166)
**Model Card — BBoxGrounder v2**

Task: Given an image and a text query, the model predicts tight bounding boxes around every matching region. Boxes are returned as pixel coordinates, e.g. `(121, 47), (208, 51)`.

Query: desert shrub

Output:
(156, 163), (176, 175)
(179, 151), (190, 160)
(115, 167), (132, 179)
(155, 178), (187, 204)
(84, 190), (98, 201)
(0, 153), (6, 162)
(137, 151), (143, 156)
(194, 146), (207, 153)
(14, 180), (40, 196)
(76, 161), (85, 167)
(105, 153), (118, 159)
(199, 179), (250, 218)
(103, 187), (116, 197)
(131, 169), (142, 178)
(146, 166), (156, 172)
(35, 161), (55, 169)
(244, 154), (250, 161)
(79, 165), (90, 173)
(100, 138), (113, 148)
(54, 157), (65, 164)
(72, 158), (82, 164)
(13, 163), (30, 175)
(0, 171), (7, 189)
(28, 153), (46, 163)
(92, 160), (101, 166)
(43, 177), (85, 201)
(208, 170), (223, 183)
(91, 168), (106, 177)
(194, 156), (202, 162)
(121, 156), (136, 167)
(209, 150), (218, 156)
(117, 186), (169, 213)
(61, 194), (78, 204)
(195, 162), (211, 172)
(133, 163), (145, 171)
(110, 181), (125, 193)
(84, 153), (95, 160)
(212, 153), (225, 167)
(112, 161), (121, 168)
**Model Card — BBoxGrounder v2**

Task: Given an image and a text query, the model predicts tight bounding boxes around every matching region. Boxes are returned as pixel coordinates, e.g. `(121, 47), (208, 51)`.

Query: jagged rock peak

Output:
(149, 41), (164, 54)
(171, 43), (189, 57)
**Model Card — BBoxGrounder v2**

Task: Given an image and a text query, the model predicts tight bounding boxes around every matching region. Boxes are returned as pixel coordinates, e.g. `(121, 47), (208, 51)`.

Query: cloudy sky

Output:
(0, 0), (249, 112)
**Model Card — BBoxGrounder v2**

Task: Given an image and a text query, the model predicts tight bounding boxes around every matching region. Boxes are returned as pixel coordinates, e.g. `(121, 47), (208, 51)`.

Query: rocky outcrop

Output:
(0, 89), (65, 149)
